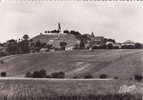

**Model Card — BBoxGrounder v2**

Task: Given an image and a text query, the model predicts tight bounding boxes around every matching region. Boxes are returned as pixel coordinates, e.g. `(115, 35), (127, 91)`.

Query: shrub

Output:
(0, 60), (4, 64)
(25, 72), (32, 77)
(60, 42), (67, 50)
(51, 71), (65, 78)
(1, 72), (6, 77)
(99, 74), (108, 79)
(32, 69), (47, 78)
(135, 43), (142, 49)
(134, 74), (142, 82)
(73, 76), (78, 79)
(84, 74), (93, 79)
(114, 76), (119, 79)
(46, 75), (52, 78)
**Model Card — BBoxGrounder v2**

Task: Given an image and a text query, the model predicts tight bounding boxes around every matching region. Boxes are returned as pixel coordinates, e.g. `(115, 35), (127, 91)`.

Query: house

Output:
(113, 43), (122, 49)
(65, 46), (74, 51)
(121, 40), (135, 49)
(122, 40), (135, 46)
(92, 36), (105, 47)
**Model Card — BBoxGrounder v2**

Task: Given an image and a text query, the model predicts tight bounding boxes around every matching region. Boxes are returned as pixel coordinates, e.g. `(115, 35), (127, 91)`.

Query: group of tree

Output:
(25, 69), (65, 78)
(5, 34), (54, 55)
(6, 34), (30, 55)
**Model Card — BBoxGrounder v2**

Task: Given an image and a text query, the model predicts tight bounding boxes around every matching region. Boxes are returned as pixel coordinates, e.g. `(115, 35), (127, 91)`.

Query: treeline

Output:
(1, 34), (52, 56)
(25, 69), (65, 78)
(24, 69), (143, 82)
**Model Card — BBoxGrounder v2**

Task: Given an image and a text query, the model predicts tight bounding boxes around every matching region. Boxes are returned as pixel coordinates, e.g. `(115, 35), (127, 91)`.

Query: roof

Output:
(123, 40), (135, 44)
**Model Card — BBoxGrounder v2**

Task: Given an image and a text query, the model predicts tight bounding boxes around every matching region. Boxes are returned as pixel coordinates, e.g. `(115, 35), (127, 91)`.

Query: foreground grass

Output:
(0, 94), (141, 100)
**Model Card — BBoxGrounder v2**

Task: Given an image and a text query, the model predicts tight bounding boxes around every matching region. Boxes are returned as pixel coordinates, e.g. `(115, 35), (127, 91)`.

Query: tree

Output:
(107, 44), (113, 49)
(20, 40), (30, 54)
(60, 42), (67, 50)
(51, 72), (65, 78)
(44, 30), (48, 33)
(84, 74), (93, 79)
(34, 40), (43, 52)
(1, 72), (6, 77)
(79, 39), (85, 49)
(135, 43), (142, 49)
(6, 39), (18, 54)
(25, 72), (32, 77)
(23, 34), (29, 40)
(99, 74), (108, 79)
(134, 74), (142, 82)
(19, 34), (30, 54)
(63, 30), (70, 34)
(32, 69), (47, 78)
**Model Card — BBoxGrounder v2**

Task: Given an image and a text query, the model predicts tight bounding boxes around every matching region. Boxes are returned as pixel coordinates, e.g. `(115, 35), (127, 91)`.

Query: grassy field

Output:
(0, 49), (143, 80)
(0, 49), (142, 98)
(0, 78), (141, 97)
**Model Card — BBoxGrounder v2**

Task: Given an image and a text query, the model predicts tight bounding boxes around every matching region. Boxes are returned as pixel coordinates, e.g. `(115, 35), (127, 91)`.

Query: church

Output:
(32, 23), (80, 49)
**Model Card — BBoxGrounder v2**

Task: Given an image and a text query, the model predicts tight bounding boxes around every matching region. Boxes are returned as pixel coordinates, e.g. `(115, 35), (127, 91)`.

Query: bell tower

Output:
(58, 22), (61, 33)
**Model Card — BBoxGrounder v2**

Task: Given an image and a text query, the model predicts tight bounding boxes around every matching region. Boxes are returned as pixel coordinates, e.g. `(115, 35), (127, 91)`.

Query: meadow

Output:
(0, 49), (143, 80)
(0, 78), (141, 100)
(0, 49), (142, 99)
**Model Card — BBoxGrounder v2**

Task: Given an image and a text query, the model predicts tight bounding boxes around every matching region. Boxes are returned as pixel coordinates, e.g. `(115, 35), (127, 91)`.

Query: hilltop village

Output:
(0, 23), (142, 57)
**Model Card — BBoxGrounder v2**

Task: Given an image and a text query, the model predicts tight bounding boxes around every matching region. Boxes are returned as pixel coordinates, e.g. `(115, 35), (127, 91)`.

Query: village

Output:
(0, 23), (142, 57)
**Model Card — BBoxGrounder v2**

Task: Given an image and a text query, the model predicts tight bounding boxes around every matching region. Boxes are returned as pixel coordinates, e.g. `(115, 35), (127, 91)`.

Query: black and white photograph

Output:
(0, 0), (142, 100)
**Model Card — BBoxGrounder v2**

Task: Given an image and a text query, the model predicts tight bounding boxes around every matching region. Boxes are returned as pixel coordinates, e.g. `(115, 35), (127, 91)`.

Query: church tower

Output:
(58, 22), (61, 33)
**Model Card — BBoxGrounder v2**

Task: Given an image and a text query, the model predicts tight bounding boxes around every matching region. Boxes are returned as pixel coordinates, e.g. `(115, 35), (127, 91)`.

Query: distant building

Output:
(122, 40), (135, 46)
(113, 43), (122, 49)
(93, 36), (105, 47)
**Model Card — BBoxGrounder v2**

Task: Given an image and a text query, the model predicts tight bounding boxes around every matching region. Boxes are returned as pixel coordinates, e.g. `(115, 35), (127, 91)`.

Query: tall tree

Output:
(20, 34), (30, 54)
(6, 39), (18, 54)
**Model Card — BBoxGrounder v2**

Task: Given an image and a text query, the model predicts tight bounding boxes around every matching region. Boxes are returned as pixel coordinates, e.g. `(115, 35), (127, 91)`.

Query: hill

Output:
(32, 33), (80, 48)
(0, 49), (142, 80)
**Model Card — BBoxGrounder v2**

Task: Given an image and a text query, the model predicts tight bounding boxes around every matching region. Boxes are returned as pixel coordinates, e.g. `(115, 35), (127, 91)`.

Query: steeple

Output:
(58, 22), (61, 33)
(91, 32), (95, 37)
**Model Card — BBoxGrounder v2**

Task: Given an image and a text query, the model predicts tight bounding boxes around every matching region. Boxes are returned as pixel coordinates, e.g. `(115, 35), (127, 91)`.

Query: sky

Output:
(0, 1), (143, 43)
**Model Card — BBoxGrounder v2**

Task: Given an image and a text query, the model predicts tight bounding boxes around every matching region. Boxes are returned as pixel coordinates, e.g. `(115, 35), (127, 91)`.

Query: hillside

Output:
(0, 49), (142, 80)
(32, 33), (80, 48)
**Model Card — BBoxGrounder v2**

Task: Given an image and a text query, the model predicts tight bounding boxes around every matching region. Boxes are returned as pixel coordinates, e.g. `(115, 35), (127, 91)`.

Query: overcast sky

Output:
(0, 1), (143, 43)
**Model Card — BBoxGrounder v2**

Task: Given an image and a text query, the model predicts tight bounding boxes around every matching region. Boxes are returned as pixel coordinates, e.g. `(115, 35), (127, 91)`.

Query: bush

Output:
(1, 72), (6, 77)
(32, 69), (47, 78)
(114, 76), (119, 79)
(25, 70), (65, 79)
(51, 71), (65, 78)
(73, 76), (78, 79)
(84, 74), (93, 79)
(0, 60), (4, 64)
(46, 75), (52, 78)
(134, 74), (142, 82)
(25, 72), (32, 77)
(135, 43), (142, 49)
(99, 74), (108, 79)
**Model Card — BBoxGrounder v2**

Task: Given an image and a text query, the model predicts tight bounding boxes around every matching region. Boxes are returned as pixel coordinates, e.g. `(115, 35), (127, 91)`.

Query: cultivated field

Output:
(0, 49), (143, 80)
(0, 49), (142, 98)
